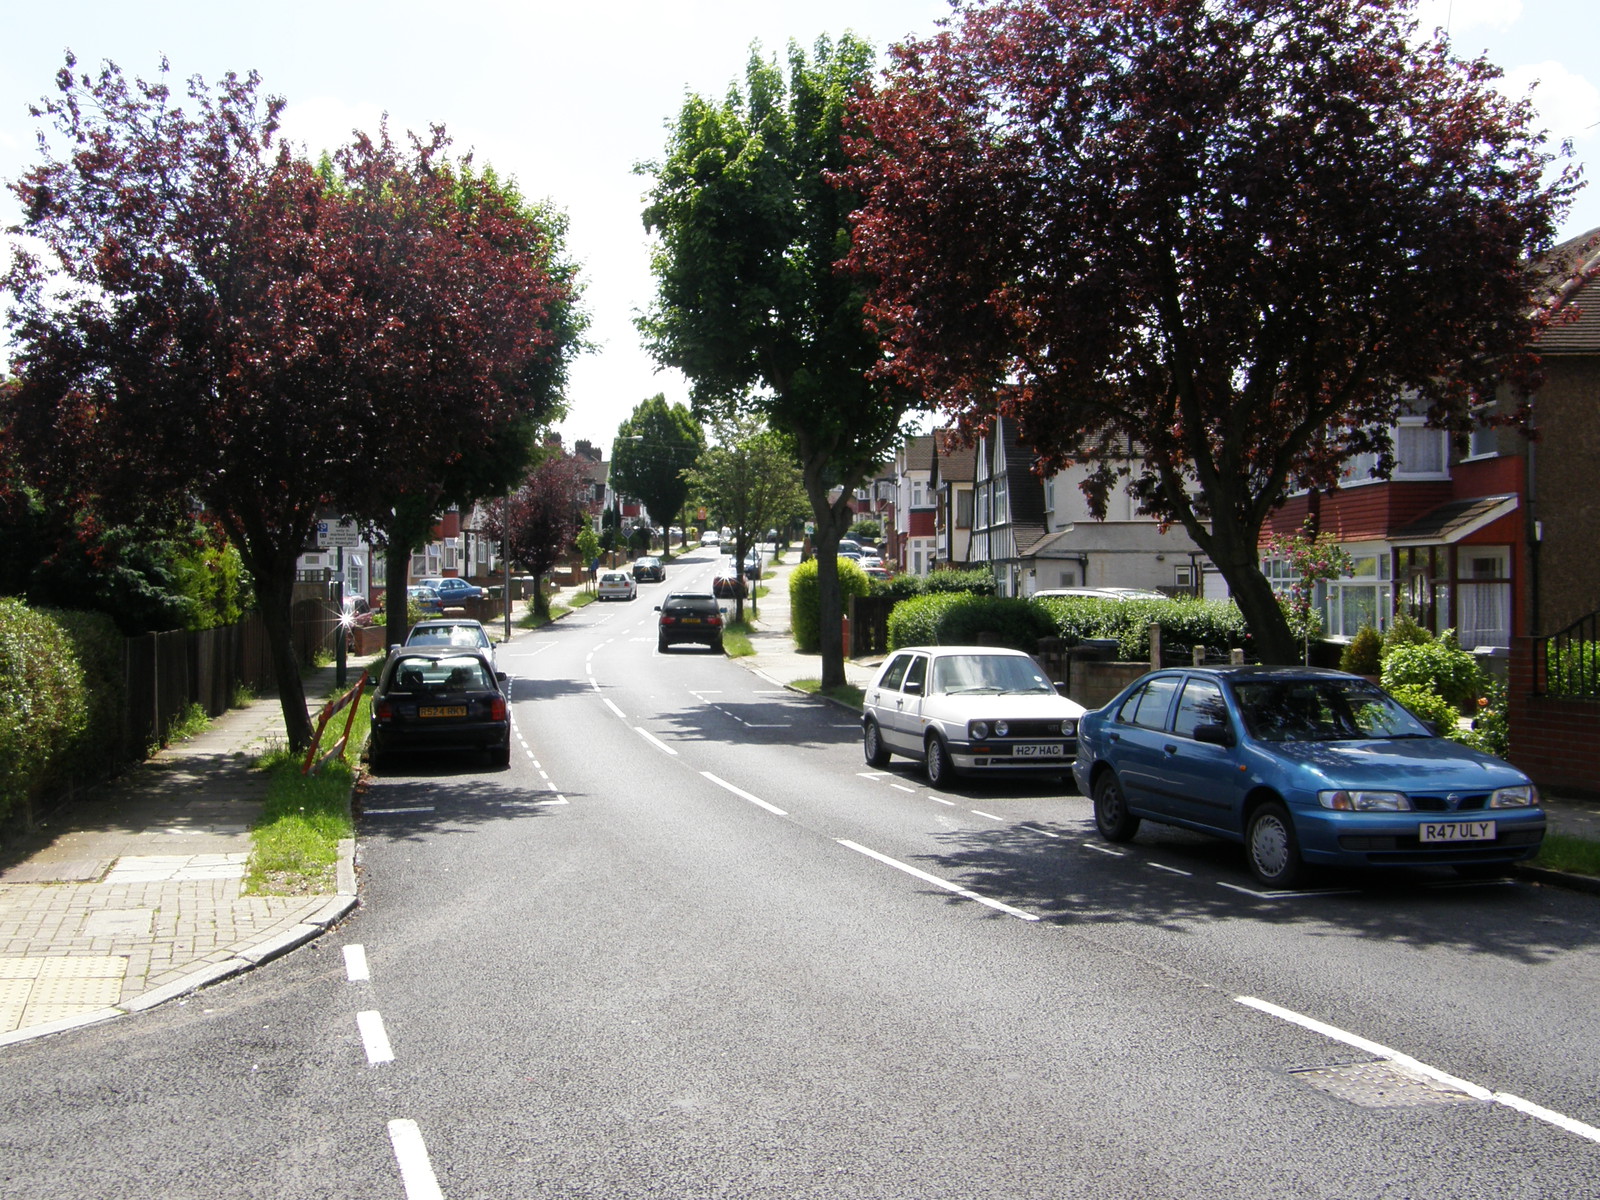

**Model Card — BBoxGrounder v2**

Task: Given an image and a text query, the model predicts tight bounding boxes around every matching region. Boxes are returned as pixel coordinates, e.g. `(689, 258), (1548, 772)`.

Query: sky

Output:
(1, 1), (1596, 454)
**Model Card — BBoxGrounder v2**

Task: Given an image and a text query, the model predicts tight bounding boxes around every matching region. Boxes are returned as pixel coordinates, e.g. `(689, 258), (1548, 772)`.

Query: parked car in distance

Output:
(712, 568), (747, 599)
(1074, 665), (1544, 888)
(418, 576), (486, 603)
(864, 564), (893, 581)
(597, 570), (638, 601)
(701, 531), (720, 547)
(656, 592), (726, 652)
(1033, 586), (1168, 601)
(862, 646), (1086, 788)
(369, 647), (510, 770)
(407, 586), (444, 617)
(742, 551), (764, 580)
(404, 618), (496, 668)
(633, 556), (665, 582)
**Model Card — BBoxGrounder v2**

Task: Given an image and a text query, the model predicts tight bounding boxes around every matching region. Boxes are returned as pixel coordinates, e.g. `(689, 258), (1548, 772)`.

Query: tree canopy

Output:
(609, 395), (705, 548)
(3, 57), (584, 746)
(846, 0), (1582, 663)
(638, 36), (918, 687)
(483, 448), (591, 618)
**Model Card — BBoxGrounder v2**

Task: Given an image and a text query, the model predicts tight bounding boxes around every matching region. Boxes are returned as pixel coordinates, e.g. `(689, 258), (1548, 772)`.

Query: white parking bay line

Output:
(357, 1010), (394, 1065)
(1083, 842), (1124, 857)
(836, 839), (1039, 922)
(701, 772), (787, 816)
(343, 944), (370, 982)
(387, 1120), (445, 1200)
(890, 783), (916, 793)
(1148, 862), (1192, 876)
(634, 727), (678, 756)
(1236, 995), (1600, 1146)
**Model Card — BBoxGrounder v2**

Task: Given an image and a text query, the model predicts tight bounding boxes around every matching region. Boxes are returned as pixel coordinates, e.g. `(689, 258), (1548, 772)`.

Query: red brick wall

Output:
(1508, 636), (1600, 796)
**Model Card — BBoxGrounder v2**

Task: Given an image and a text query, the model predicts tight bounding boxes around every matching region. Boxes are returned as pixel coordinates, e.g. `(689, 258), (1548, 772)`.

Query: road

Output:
(2, 547), (1597, 1198)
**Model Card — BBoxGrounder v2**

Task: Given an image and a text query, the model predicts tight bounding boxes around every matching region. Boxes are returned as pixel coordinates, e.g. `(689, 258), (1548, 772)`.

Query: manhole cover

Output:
(1289, 1059), (1480, 1108)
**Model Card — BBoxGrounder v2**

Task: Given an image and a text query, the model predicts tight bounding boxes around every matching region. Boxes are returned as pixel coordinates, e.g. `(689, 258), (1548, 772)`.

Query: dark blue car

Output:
(1072, 666), (1544, 888)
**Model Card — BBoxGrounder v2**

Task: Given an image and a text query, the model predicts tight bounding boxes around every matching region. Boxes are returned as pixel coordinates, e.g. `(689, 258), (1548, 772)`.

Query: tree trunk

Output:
(805, 483), (854, 690)
(256, 572), (313, 751)
(384, 532), (411, 656)
(1215, 547), (1299, 665)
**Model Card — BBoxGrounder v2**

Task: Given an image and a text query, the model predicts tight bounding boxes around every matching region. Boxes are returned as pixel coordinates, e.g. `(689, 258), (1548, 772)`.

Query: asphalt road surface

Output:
(3, 549), (1597, 1198)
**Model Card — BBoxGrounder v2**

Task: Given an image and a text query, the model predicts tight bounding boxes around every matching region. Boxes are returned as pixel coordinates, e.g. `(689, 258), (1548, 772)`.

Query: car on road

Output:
(404, 618), (496, 668)
(597, 570), (638, 601)
(369, 646), (511, 769)
(862, 646), (1086, 788)
(742, 551), (764, 580)
(418, 576), (486, 603)
(632, 556), (665, 582)
(656, 592), (727, 652)
(1073, 665), (1545, 888)
(701, 530), (720, 547)
(711, 568), (747, 599)
(406, 585), (444, 617)
(1033, 587), (1168, 601)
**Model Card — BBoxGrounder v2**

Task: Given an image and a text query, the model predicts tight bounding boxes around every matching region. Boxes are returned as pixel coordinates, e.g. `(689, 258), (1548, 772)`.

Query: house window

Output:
(1458, 547), (1511, 650)
(911, 479), (929, 508)
(1043, 476), (1055, 514)
(1339, 418), (1450, 486)
(1465, 423), (1499, 460)
(1324, 553), (1394, 638)
(956, 490), (974, 530)
(1175, 565), (1194, 589)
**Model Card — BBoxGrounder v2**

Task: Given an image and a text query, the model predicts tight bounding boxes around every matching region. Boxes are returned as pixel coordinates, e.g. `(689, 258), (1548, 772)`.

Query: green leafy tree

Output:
(1262, 521), (1354, 664)
(609, 396), (704, 558)
(639, 36), (919, 688)
(685, 416), (807, 622)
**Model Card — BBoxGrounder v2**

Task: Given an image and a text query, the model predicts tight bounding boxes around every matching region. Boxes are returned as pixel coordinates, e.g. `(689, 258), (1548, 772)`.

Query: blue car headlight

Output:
(1489, 784), (1538, 809)
(1319, 789), (1412, 812)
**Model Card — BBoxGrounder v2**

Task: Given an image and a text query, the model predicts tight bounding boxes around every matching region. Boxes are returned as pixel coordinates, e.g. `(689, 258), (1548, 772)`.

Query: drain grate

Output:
(1289, 1059), (1481, 1108)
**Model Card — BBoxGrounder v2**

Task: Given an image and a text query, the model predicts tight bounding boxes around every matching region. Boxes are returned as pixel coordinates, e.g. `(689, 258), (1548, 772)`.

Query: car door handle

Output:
(1164, 744), (1178, 755)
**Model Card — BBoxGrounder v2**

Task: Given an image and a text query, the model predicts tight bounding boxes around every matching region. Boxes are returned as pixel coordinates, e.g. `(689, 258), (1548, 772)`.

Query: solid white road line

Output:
(701, 771), (788, 816)
(836, 839), (1039, 922)
(970, 810), (1006, 823)
(357, 1010), (394, 1065)
(603, 698), (626, 720)
(1217, 881), (1358, 898)
(387, 1120), (445, 1200)
(342, 944), (370, 982)
(634, 727), (678, 756)
(365, 807), (435, 815)
(1236, 995), (1600, 1145)
(1083, 842), (1124, 856)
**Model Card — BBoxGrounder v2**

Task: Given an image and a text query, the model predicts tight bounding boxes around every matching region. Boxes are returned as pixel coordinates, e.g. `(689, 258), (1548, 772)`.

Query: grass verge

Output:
(792, 678), (865, 711)
(722, 620), (756, 658)
(1531, 832), (1600, 877)
(569, 590), (598, 608)
(244, 676), (368, 896)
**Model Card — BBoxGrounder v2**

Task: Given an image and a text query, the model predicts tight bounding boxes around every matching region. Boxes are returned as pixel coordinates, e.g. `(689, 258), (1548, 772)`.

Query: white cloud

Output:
(1503, 61), (1600, 145)
(1415, 0), (1523, 36)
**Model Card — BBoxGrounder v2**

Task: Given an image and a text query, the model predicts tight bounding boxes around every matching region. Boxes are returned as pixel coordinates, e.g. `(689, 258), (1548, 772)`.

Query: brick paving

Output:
(0, 669), (357, 1045)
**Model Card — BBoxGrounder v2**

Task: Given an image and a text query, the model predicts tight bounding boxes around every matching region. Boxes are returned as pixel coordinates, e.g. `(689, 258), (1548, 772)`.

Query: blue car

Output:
(1072, 666), (1544, 888)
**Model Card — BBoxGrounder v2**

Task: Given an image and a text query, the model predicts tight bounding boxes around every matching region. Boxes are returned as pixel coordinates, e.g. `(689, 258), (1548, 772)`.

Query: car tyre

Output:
(491, 741), (512, 769)
(863, 719), (891, 768)
(924, 733), (956, 788)
(1093, 771), (1140, 842)
(1246, 801), (1304, 889)
(711, 637), (724, 653)
(658, 636), (670, 653)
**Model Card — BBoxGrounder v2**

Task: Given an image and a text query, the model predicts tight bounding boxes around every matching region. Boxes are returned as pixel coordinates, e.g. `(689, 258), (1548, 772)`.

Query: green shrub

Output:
(1545, 639), (1600, 697)
(1471, 677), (1510, 758)
(885, 592), (966, 650)
(923, 568), (998, 595)
(848, 518), (882, 542)
(868, 573), (927, 602)
(47, 609), (130, 776)
(789, 557), (872, 653)
(1387, 682), (1462, 734)
(1032, 595), (1247, 662)
(1339, 625), (1384, 675)
(0, 598), (91, 828)
(1380, 631), (1484, 711)
(1381, 612), (1433, 654)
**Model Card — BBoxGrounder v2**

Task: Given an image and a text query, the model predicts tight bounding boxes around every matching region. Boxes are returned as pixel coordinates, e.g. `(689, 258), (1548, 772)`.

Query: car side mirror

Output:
(1193, 722), (1234, 747)
(496, 671), (509, 685)
(654, 605), (661, 611)
(904, 680), (924, 696)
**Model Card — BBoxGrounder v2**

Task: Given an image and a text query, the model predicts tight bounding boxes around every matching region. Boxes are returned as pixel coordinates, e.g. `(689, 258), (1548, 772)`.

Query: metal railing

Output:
(1537, 608), (1600, 699)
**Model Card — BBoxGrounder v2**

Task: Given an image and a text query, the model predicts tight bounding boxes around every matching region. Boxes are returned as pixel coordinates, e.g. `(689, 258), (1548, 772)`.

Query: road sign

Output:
(317, 519), (361, 549)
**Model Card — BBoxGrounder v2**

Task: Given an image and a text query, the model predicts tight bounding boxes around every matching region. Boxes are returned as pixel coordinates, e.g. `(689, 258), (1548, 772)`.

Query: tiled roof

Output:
(902, 434), (936, 473)
(1540, 227), (1600, 355)
(1388, 494), (1518, 545)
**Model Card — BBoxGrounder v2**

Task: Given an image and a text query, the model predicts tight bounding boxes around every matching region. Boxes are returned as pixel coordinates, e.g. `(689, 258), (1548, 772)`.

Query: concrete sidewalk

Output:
(725, 547), (879, 692)
(0, 667), (358, 1046)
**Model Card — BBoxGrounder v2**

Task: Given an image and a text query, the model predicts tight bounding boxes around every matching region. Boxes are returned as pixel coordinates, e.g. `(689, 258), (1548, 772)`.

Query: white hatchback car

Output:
(597, 570), (637, 601)
(862, 646), (1086, 787)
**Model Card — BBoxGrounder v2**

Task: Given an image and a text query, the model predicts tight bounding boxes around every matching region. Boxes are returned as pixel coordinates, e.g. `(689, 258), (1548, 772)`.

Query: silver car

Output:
(862, 645), (1086, 787)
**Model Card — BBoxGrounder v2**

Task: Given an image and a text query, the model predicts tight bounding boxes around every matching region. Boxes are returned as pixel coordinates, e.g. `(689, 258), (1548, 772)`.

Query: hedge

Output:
(1033, 594), (1248, 661)
(790, 557), (872, 653)
(0, 598), (91, 829)
(886, 593), (1056, 653)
